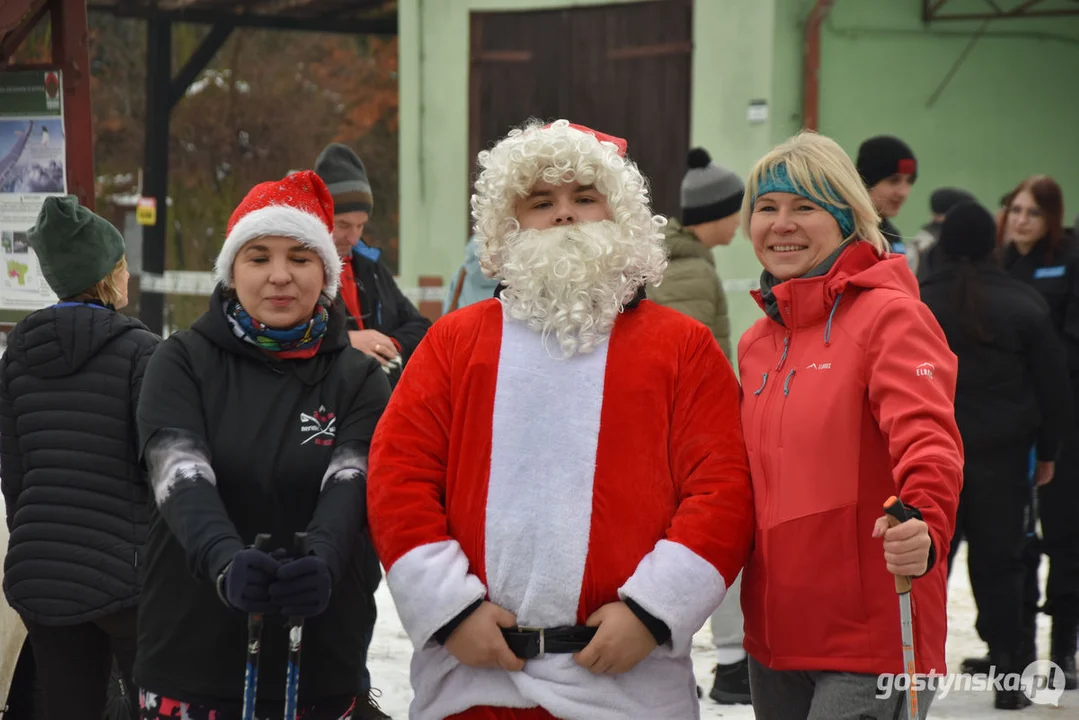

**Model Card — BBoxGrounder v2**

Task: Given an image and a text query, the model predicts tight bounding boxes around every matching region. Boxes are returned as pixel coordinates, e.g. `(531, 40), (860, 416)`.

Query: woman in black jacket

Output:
(1, 196), (159, 718)
(998, 175), (1079, 689)
(133, 171), (390, 718)
(921, 201), (1072, 709)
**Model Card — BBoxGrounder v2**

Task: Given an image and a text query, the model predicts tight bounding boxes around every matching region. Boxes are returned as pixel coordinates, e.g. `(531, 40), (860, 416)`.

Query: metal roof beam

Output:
(926, 0), (1079, 21)
(169, 21), (233, 108)
(86, 3), (397, 34)
(0, 0), (50, 62)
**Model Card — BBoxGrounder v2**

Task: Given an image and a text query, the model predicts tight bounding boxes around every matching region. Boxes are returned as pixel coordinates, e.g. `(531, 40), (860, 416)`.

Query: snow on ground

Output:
(366, 542), (1077, 718)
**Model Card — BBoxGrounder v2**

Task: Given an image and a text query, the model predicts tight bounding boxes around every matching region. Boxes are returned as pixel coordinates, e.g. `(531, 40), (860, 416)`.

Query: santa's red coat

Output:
(368, 298), (754, 720)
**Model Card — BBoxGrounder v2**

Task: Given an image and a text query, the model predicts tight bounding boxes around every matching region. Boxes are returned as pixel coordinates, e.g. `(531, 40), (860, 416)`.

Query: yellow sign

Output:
(136, 197), (157, 226)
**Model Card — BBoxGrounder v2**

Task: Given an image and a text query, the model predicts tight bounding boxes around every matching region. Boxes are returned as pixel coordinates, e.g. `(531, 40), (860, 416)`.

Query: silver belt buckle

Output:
(517, 626), (545, 658)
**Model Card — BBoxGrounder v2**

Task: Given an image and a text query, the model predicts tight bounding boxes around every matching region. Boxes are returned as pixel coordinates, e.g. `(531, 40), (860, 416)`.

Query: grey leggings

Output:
(748, 655), (936, 720)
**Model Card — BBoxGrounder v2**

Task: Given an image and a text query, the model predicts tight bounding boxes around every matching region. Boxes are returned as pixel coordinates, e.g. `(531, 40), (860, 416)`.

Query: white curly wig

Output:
(470, 118), (667, 284)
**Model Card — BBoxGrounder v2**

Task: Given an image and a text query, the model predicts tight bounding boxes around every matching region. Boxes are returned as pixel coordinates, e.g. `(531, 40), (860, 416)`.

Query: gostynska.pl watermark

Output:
(876, 660), (1066, 706)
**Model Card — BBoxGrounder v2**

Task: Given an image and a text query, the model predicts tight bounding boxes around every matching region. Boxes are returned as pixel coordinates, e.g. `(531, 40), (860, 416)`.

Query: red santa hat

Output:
(469, 119), (664, 277)
(214, 170), (341, 297)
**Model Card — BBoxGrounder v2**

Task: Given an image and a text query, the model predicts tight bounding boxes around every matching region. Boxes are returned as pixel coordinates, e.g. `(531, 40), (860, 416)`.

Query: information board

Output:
(0, 70), (66, 310)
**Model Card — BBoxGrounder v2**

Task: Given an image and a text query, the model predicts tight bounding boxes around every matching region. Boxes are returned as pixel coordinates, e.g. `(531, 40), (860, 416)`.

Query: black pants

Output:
(1030, 426), (1079, 620)
(22, 606), (138, 720)
(947, 440), (1032, 658)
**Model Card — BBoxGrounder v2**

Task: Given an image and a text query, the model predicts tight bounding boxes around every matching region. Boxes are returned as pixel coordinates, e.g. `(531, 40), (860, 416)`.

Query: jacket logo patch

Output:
(806, 362), (832, 370)
(916, 362), (935, 379)
(300, 405), (336, 446)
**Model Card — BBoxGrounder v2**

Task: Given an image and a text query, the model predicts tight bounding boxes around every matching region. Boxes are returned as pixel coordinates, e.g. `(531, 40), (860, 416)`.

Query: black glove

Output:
(216, 547), (281, 613)
(269, 554), (333, 618)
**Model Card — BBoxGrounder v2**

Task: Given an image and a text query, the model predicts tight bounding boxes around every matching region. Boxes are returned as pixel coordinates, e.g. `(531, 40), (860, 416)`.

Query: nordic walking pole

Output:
(283, 532), (308, 720)
(883, 496), (919, 720)
(242, 533), (272, 720)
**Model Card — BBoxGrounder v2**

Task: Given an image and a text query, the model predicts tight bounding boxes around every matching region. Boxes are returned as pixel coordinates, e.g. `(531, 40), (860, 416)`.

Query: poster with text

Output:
(0, 71), (65, 310)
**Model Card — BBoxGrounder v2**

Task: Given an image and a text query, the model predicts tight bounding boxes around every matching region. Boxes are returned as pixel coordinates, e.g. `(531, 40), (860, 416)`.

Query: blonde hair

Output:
(71, 256), (128, 307)
(741, 131), (887, 253)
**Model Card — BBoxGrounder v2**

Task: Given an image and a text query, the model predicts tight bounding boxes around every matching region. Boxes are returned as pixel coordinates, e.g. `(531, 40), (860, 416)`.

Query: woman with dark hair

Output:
(999, 174), (1079, 689)
(921, 201), (1071, 709)
(133, 171), (390, 717)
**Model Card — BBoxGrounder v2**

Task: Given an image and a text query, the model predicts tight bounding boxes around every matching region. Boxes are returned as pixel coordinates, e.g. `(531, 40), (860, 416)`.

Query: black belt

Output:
(502, 625), (597, 659)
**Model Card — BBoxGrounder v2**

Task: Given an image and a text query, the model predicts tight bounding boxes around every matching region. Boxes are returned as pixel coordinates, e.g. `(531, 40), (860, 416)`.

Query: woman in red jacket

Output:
(737, 131), (963, 720)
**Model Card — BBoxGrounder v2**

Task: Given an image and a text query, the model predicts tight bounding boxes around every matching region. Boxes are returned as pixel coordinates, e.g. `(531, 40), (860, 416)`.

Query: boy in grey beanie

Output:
(649, 148), (743, 360)
(648, 150), (751, 705)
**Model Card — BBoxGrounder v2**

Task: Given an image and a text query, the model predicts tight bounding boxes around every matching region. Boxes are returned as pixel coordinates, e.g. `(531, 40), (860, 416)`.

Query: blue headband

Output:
(753, 164), (856, 239)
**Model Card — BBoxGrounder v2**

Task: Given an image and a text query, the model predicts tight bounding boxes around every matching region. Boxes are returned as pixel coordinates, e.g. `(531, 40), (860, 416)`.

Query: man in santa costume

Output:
(367, 119), (755, 720)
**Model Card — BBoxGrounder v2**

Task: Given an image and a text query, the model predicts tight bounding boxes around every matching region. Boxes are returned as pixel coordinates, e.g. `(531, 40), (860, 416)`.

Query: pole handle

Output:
(883, 496), (913, 594)
(288, 532), (310, 628)
(292, 532), (308, 558)
(246, 533), (273, 628)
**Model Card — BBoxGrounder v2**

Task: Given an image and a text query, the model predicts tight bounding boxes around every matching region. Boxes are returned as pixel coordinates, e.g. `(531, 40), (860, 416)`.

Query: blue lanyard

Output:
(52, 302), (109, 309)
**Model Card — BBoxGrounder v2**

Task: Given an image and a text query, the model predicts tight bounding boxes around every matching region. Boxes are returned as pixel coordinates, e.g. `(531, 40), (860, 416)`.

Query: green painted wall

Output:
(818, 0), (1079, 245)
(399, 0), (1079, 375)
(684, 0), (817, 374)
(689, 0), (782, 375)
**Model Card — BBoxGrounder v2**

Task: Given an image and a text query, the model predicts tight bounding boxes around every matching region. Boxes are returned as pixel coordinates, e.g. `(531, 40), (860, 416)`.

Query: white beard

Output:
(497, 219), (657, 359)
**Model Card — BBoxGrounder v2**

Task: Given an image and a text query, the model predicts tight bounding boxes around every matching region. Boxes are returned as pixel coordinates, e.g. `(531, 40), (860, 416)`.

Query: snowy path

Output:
(365, 543), (1077, 718)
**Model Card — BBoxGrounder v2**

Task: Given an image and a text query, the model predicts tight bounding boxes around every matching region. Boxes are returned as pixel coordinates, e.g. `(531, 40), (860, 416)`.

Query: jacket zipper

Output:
(755, 315), (793, 658)
(764, 303), (797, 655)
(762, 327), (792, 529)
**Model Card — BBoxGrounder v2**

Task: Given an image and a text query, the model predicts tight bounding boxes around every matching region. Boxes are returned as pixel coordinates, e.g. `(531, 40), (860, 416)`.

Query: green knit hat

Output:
(27, 196), (125, 299)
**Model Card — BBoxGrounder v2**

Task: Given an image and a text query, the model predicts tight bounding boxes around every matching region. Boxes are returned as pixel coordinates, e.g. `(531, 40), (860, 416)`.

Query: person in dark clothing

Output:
(132, 172), (390, 718)
(921, 201), (1071, 710)
(998, 174), (1079, 690)
(856, 135), (917, 256)
(314, 143), (431, 390)
(314, 143), (427, 719)
(1, 196), (159, 719)
(912, 187), (977, 281)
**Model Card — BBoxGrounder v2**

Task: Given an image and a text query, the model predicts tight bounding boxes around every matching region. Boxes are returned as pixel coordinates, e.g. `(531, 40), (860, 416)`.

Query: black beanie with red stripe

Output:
(856, 136), (917, 189)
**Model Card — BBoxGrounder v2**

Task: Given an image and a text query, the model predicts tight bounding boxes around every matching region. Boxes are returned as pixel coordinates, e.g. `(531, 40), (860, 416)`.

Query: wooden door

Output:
(468, 0), (693, 228)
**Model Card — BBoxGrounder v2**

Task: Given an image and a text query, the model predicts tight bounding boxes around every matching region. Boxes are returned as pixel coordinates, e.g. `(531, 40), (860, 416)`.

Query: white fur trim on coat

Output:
(213, 204), (342, 297)
(386, 539), (487, 649)
(619, 538), (728, 657)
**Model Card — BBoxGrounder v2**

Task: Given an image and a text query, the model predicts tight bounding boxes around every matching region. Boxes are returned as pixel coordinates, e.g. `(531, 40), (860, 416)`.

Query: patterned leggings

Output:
(139, 690), (356, 720)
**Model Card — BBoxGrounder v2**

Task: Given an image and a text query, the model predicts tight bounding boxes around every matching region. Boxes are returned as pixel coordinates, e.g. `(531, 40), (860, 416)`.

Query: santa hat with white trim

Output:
(213, 170), (341, 297)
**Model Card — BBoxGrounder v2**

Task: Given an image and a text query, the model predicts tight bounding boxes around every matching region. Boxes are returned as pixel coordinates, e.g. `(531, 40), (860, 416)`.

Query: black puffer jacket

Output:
(0, 302), (159, 625)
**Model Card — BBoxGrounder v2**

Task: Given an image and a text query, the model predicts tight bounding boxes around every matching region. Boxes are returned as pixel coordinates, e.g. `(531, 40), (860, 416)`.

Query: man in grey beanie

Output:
(313, 142), (430, 391)
(314, 143), (430, 720)
(647, 148), (750, 706)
